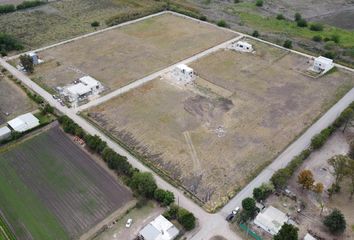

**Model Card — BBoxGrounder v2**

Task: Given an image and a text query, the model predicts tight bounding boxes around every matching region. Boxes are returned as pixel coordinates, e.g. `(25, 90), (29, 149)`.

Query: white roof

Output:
(79, 76), (100, 88)
(176, 64), (193, 73)
(28, 52), (37, 57)
(66, 83), (91, 96)
(7, 113), (39, 132)
(315, 56), (333, 65)
(0, 126), (11, 136)
(236, 41), (252, 47)
(139, 215), (179, 240)
(304, 233), (317, 240)
(254, 206), (288, 235)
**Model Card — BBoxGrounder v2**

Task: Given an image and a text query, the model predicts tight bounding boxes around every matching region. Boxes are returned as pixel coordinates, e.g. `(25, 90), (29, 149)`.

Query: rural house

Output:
(312, 56), (334, 73)
(64, 76), (103, 104)
(172, 64), (196, 84)
(230, 41), (253, 52)
(0, 126), (11, 141)
(253, 206), (289, 235)
(138, 215), (179, 240)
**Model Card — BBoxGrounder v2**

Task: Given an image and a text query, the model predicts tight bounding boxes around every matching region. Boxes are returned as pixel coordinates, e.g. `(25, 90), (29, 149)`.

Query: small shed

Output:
(172, 64), (196, 84)
(253, 206), (288, 235)
(7, 113), (40, 133)
(28, 52), (39, 65)
(0, 126), (11, 141)
(313, 56), (334, 73)
(231, 41), (253, 52)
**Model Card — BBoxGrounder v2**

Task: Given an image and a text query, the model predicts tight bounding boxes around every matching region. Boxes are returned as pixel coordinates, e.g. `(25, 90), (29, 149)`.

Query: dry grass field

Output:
(85, 40), (354, 211)
(30, 13), (236, 93)
(0, 73), (36, 124)
(0, 125), (132, 240)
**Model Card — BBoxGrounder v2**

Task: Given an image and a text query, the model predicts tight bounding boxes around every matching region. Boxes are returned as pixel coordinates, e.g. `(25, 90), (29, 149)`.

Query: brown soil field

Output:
(85, 40), (354, 211)
(30, 12), (236, 93)
(0, 124), (132, 239)
(0, 73), (36, 124)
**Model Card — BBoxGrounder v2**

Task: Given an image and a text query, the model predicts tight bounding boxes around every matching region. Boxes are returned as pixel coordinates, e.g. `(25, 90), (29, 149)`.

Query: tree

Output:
(252, 30), (260, 37)
(255, 0), (263, 7)
(20, 54), (34, 73)
(177, 208), (196, 230)
(340, 108), (353, 133)
(313, 182), (324, 194)
(310, 23), (324, 31)
(328, 155), (350, 187)
(274, 223), (298, 240)
(276, 14), (285, 20)
(242, 197), (256, 212)
(130, 172), (157, 198)
(294, 12), (302, 22)
(217, 20), (227, 27)
(323, 209), (346, 234)
(347, 159), (354, 199)
(298, 169), (315, 190)
(91, 21), (100, 27)
(154, 188), (175, 206)
(271, 168), (290, 189)
(348, 140), (354, 159)
(84, 134), (107, 154)
(253, 182), (274, 201)
(283, 40), (292, 49)
(297, 19), (307, 27)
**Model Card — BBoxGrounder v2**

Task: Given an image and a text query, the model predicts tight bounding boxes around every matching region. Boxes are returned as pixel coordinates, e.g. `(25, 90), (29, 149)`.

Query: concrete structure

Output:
(138, 215), (179, 240)
(7, 113), (40, 133)
(253, 206), (288, 235)
(231, 41), (253, 52)
(0, 126), (11, 141)
(172, 64), (196, 84)
(312, 56), (334, 74)
(63, 76), (103, 104)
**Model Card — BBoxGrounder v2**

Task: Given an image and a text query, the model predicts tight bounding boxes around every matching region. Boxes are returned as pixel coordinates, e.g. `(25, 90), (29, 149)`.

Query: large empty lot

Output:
(85, 39), (354, 211)
(0, 74), (36, 124)
(0, 124), (132, 240)
(31, 13), (236, 93)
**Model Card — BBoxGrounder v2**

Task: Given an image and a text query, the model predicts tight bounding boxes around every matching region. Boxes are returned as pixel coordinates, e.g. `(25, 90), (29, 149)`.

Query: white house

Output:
(0, 126), (11, 141)
(7, 113), (40, 132)
(138, 215), (179, 240)
(231, 41), (253, 52)
(254, 206), (288, 235)
(172, 64), (196, 84)
(312, 56), (334, 73)
(63, 76), (103, 103)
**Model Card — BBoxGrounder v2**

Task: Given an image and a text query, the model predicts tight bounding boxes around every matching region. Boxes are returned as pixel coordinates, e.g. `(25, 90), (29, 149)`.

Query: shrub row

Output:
(271, 101), (354, 189)
(164, 204), (196, 231)
(167, 1), (207, 21)
(0, 0), (44, 14)
(0, 32), (23, 55)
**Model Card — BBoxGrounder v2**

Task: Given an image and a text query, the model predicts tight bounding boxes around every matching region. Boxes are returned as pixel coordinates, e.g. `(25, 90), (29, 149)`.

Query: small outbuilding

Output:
(0, 126), (11, 141)
(7, 113), (40, 133)
(231, 41), (253, 52)
(253, 206), (288, 235)
(312, 56), (334, 73)
(138, 215), (179, 240)
(27, 52), (43, 65)
(172, 64), (196, 84)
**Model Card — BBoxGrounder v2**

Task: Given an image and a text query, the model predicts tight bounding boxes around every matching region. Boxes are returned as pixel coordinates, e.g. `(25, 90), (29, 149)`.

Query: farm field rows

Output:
(85, 39), (354, 211)
(0, 73), (36, 124)
(30, 12), (237, 93)
(0, 124), (132, 240)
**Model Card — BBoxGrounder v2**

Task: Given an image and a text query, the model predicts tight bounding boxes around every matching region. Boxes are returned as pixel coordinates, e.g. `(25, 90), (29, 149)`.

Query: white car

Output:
(232, 206), (240, 215)
(125, 218), (133, 228)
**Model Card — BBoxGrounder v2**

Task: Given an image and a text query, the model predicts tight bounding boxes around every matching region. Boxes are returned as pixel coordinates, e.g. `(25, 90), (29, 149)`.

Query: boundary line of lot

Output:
(76, 35), (243, 111)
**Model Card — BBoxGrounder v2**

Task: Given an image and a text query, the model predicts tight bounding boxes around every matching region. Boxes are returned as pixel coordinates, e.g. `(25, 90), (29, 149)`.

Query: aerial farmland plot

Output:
(0, 124), (132, 240)
(0, 73), (36, 124)
(85, 39), (354, 211)
(29, 12), (237, 93)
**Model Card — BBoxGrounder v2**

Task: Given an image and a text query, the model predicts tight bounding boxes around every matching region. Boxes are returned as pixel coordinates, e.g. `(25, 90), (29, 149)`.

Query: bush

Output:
(348, 140), (354, 159)
(91, 21), (100, 27)
(163, 204), (179, 220)
(252, 30), (259, 37)
(276, 14), (285, 20)
(255, 0), (263, 7)
(20, 54), (34, 73)
(311, 126), (334, 149)
(102, 147), (133, 176)
(294, 12), (302, 22)
(323, 51), (335, 59)
(253, 183), (274, 201)
(274, 223), (298, 240)
(271, 168), (290, 189)
(312, 35), (322, 42)
(0, 32), (23, 54)
(323, 209), (346, 234)
(129, 172), (157, 198)
(330, 34), (340, 43)
(16, 0), (44, 10)
(154, 188), (175, 206)
(84, 134), (107, 154)
(199, 15), (207, 21)
(217, 20), (228, 27)
(0, 4), (15, 14)
(58, 115), (85, 138)
(310, 23), (323, 31)
(297, 19), (307, 27)
(242, 197), (256, 212)
(177, 208), (196, 231)
(283, 40), (292, 49)
(234, 0), (240, 3)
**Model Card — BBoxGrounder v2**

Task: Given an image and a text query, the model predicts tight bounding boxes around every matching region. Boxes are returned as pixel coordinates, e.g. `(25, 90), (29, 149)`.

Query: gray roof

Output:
(139, 224), (161, 240)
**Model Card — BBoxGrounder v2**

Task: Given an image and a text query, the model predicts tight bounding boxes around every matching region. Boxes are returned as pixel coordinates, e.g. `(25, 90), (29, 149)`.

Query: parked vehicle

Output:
(125, 218), (133, 228)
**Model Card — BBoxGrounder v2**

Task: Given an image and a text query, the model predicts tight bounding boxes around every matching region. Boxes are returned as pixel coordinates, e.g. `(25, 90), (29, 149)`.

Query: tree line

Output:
(0, 1), (45, 14)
